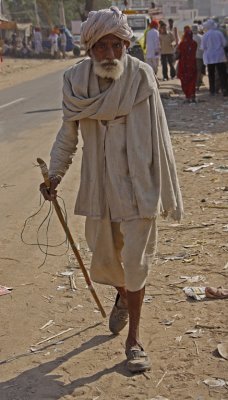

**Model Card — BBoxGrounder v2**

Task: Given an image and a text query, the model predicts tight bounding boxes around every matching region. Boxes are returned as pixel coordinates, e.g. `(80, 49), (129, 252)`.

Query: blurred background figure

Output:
(159, 23), (176, 80)
(48, 29), (59, 58)
(145, 20), (160, 75)
(192, 24), (204, 91)
(59, 28), (67, 59)
(167, 18), (179, 47)
(2, 39), (12, 56)
(34, 27), (43, 56)
(201, 19), (228, 97)
(177, 27), (197, 103)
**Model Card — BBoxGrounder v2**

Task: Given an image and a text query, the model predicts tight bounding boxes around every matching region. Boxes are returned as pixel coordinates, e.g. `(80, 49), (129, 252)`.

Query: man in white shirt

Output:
(192, 24), (204, 90)
(201, 19), (228, 96)
(145, 20), (160, 74)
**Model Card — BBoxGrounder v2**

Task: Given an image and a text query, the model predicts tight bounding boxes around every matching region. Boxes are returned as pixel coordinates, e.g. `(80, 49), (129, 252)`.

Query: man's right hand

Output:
(39, 176), (61, 201)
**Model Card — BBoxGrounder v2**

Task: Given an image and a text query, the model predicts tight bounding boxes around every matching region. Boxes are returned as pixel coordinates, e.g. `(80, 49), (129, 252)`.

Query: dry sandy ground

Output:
(0, 57), (228, 400)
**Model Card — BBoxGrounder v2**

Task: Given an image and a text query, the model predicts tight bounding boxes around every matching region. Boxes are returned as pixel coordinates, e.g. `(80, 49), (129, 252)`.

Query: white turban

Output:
(203, 19), (217, 30)
(80, 6), (133, 51)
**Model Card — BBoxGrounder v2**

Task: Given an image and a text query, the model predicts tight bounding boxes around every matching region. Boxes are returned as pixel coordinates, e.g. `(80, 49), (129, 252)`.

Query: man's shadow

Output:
(0, 323), (130, 400)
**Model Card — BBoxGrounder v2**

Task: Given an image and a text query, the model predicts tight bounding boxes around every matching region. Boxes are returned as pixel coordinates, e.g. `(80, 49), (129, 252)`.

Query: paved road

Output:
(0, 69), (65, 142)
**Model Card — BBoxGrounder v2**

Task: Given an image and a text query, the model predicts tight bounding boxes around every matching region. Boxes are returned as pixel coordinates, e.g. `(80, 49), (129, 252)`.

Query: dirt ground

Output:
(0, 57), (227, 400)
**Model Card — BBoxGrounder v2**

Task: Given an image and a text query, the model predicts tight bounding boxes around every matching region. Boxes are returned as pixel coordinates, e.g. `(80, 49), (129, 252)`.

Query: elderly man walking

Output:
(40, 7), (183, 374)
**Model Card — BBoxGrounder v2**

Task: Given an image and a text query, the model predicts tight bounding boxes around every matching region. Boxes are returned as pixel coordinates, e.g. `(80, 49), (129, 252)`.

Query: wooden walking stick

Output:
(37, 158), (106, 318)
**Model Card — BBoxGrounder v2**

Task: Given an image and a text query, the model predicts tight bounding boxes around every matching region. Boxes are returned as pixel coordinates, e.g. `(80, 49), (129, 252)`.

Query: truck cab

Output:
(123, 9), (150, 61)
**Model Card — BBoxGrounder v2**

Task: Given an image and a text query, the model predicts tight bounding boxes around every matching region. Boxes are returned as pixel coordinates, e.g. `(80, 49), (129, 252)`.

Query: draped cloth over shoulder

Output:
(80, 6), (133, 50)
(61, 55), (183, 222)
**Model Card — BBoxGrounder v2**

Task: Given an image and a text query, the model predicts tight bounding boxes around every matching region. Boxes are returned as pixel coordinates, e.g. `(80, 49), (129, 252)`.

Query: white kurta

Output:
(146, 28), (160, 59)
(201, 28), (227, 65)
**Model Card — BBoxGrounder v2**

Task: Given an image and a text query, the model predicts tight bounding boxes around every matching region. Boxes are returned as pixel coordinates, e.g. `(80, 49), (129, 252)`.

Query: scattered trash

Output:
(175, 336), (182, 343)
(214, 165), (228, 173)
(0, 285), (13, 296)
(160, 319), (175, 326)
(143, 295), (153, 303)
(192, 138), (209, 142)
(223, 262), (228, 270)
(217, 342), (228, 360)
(149, 396), (169, 400)
(183, 286), (228, 300)
(203, 378), (227, 388)
(185, 329), (203, 338)
(183, 287), (206, 300)
(162, 252), (189, 261)
(223, 225), (228, 232)
(180, 275), (205, 283)
(59, 271), (74, 277)
(184, 163), (213, 173)
(57, 285), (66, 290)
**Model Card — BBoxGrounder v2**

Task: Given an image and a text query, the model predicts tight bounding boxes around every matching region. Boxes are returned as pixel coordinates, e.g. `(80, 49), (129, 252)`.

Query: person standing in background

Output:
(59, 28), (67, 59)
(192, 24), (204, 91)
(177, 27), (197, 103)
(168, 18), (179, 47)
(145, 20), (160, 75)
(34, 27), (43, 55)
(201, 19), (228, 97)
(159, 24), (176, 80)
(48, 30), (59, 58)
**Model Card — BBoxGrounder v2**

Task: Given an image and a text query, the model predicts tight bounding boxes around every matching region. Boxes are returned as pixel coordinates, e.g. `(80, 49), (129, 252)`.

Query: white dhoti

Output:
(85, 216), (157, 291)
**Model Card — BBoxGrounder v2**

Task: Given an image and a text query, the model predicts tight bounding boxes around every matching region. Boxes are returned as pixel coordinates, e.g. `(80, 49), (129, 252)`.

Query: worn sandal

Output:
(109, 293), (128, 335)
(126, 345), (151, 373)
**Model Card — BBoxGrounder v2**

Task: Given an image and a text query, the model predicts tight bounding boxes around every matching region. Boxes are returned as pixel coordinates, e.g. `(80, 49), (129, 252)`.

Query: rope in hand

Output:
(21, 194), (69, 268)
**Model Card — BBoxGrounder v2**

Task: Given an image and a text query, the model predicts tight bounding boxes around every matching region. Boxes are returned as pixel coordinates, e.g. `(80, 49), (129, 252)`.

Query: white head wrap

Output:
(203, 19), (217, 31)
(80, 6), (133, 50)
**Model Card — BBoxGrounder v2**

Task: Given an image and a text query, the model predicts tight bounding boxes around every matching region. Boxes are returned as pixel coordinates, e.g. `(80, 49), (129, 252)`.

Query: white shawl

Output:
(60, 55), (183, 221)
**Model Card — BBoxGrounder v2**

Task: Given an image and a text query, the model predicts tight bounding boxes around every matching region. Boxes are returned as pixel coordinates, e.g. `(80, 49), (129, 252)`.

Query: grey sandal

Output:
(109, 293), (128, 335)
(126, 345), (151, 373)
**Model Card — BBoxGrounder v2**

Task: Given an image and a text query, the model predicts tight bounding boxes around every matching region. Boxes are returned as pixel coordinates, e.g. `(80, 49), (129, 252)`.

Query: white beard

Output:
(91, 49), (126, 80)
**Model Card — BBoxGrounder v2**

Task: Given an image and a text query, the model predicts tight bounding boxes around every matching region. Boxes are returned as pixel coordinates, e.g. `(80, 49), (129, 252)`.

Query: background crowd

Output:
(2, 26), (69, 60)
(144, 17), (228, 102)
(1, 15), (228, 101)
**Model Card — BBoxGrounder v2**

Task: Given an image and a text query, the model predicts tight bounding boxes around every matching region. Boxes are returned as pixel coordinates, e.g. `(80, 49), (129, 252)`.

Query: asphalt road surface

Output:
(0, 69), (65, 142)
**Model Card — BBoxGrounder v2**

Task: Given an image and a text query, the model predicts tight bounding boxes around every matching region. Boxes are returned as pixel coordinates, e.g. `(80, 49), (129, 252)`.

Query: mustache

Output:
(100, 59), (119, 67)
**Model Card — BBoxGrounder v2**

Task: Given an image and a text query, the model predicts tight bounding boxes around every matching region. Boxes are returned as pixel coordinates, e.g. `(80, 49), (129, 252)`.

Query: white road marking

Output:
(0, 98), (25, 110)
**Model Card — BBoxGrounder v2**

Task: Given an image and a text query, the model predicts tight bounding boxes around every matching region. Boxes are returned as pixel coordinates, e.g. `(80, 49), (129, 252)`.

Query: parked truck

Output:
(123, 9), (150, 61)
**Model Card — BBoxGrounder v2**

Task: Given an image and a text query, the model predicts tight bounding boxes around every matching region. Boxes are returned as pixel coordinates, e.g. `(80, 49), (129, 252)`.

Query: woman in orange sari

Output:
(177, 27), (197, 103)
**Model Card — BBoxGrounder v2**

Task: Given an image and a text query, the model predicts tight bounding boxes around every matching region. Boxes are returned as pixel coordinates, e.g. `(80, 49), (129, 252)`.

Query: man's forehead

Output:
(96, 34), (122, 43)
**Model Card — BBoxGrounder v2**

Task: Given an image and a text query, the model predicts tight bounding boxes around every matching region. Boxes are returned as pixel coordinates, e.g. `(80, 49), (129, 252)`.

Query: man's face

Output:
(90, 34), (129, 80)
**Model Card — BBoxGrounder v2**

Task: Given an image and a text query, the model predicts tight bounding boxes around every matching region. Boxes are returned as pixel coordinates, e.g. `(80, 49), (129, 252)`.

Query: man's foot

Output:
(109, 293), (128, 334)
(125, 344), (151, 373)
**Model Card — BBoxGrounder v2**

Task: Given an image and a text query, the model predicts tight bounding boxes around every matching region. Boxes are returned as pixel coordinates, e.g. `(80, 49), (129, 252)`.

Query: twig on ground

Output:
(193, 340), (199, 355)
(156, 370), (168, 387)
(33, 327), (73, 346)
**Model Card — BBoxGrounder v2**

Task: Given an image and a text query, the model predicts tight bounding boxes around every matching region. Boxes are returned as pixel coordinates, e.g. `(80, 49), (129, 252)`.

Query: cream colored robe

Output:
(49, 55), (183, 223)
